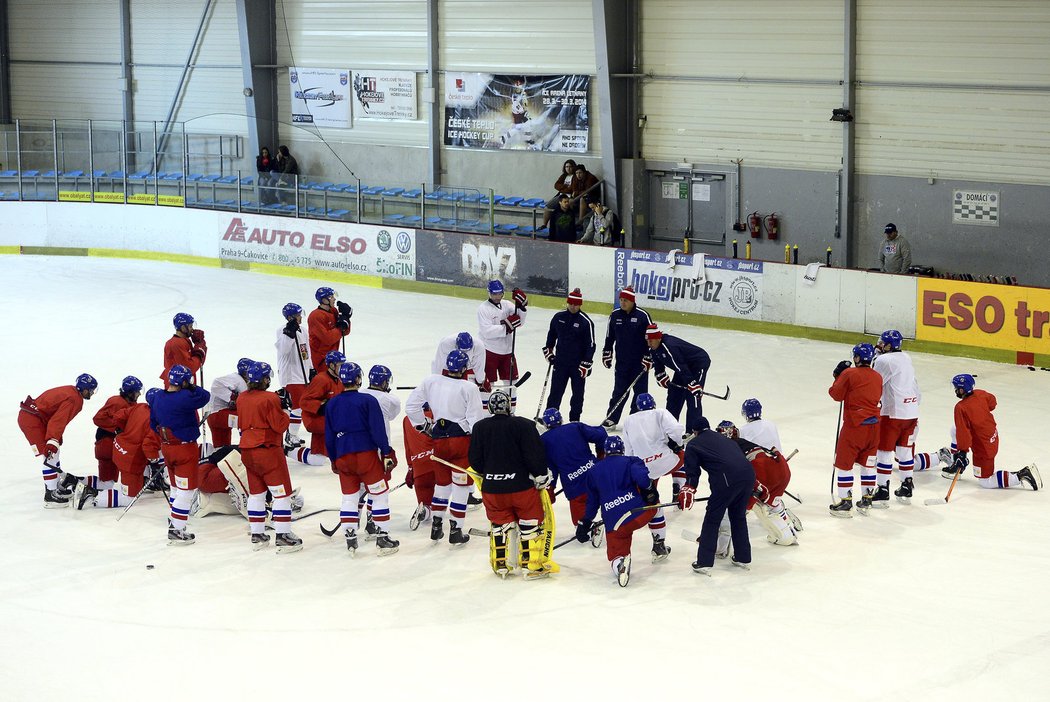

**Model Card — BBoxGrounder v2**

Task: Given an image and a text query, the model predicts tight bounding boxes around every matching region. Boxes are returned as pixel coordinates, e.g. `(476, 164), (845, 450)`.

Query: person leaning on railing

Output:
(577, 196), (620, 246)
(570, 163), (600, 221)
(275, 145), (300, 204)
(256, 146), (278, 205)
(542, 159), (578, 228)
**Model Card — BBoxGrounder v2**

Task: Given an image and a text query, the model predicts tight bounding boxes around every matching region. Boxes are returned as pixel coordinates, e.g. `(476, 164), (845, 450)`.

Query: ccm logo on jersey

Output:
(409, 449), (433, 461)
(488, 473), (518, 480)
(643, 453), (664, 463)
(903, 397), (918, 403)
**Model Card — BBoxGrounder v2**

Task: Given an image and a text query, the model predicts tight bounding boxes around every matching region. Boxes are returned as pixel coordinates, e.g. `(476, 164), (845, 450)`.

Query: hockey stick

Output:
(319, 481), (408, 535)
(832, 402), (843, 497)
(630, 498), (707, 514)
(396, 371), (532, 392)
(924, 469), (964, 506)
(604, 368), (648, 424)
(533, 363), (554, 423)
(553, 535), (580, 550)
(291, 508), (336, 522)
(668, 381), (731, 400)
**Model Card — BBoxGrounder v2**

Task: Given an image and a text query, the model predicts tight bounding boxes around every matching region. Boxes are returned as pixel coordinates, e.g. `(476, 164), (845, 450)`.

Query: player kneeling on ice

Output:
(235, 362), (303, 554)
(298, 350), (346, 463)
(577, 436), (663, 587)
(325, 362), (400, 556)
(469, 390), (555, 579)
(717, 421), (798, 546)
(72, 376), (142, 509)
(939, 374), (1040, 492)
(539, 408), (608, 545)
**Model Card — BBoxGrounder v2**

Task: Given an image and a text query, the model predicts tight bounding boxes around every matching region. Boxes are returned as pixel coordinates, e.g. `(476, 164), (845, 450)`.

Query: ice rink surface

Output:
(1, 255), (1046, 701)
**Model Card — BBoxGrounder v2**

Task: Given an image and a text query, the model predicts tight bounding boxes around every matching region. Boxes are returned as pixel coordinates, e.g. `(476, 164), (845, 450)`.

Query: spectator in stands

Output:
(542, 159), (578, 228)
(571, 164), (600, 220)
(256, 146), (277, 205)
(577, 196), (621, 246)
(879, 223), (912, 274)
(276, 145), (300, 204)
(547, 194), (578, 243)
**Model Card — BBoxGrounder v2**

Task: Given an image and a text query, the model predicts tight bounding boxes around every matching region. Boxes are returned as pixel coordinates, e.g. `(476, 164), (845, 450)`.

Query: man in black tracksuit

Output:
(543, 288), (596, 422)
(601, 286), (653, 428)
(645, 323), (711, 430)
(468, 390), (553, 578)
(678, 417), (755, 574)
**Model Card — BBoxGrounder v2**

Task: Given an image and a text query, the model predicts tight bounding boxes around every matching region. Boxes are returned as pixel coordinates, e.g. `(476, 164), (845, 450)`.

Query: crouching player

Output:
(717, 420), (797, 546)
(538, 408), (607, 545)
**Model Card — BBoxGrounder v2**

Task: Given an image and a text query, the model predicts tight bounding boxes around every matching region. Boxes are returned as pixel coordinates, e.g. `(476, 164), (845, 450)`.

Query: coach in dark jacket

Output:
(543, 288), (596, 422)
(646, 323), (711, 429)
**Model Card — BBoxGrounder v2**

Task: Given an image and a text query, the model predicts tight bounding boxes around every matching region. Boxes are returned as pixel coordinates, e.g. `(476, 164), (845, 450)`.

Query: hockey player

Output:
(359, 364), (402, 538)
(325, 362), (400, 556)
(601, 286), (652, 429)
(870, 330), (921, 506)
(469, 390), (553, 579)
(940, 374), (1041, 491)
(204, 358), (252, 448)
(18, 373), (98, 507)
(161, 312), (206, 383)
(679, 417), (755, 574)
(432, 331), (488, 388)
(828, 343), (883, 517)
(405, 350), (486, 546)
(275, 302), (313, 449)
(717, 421), (797, 546)
(576, 436), (662, 587)
(76, 376), (143, 509)
(151, 364), (210, 545)
(542, 287), (596, 422)
(539, 408), (607, 528)
(403, 415), (438, 530)
(299, 350), (346, 458)
(738, 398), (782, 451)
(308, 286), (351, 374)
(645, 323), (711, 431)
(236, 361), (303, 554)
(477, 280), (528, 387)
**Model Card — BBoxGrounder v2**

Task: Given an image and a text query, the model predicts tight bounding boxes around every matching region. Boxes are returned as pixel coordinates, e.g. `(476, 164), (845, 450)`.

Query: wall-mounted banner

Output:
(351, 69), (417, 120)
(416, 231), (569, 296)
(916, 278), (1050, 355)
(218, 214), (414, 278)
(613, 249), (764, 319)
(953, 189), (999, 227)
(443, 73), (589, 152)
(289, 67), (352, 128)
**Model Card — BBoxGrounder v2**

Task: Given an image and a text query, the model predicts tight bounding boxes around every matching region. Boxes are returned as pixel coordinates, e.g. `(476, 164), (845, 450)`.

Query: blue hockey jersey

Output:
(325, 389), (392, 460)
(540, 421), (608, 500)
(150, 387), (210, 442)
(582, 454), (651, 530)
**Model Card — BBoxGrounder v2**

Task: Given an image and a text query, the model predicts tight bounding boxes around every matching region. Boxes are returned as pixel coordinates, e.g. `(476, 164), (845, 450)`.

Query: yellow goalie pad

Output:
(521, 488), (560, 575)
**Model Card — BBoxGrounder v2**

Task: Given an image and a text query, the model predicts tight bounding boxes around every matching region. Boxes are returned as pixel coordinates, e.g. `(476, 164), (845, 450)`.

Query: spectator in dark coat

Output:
(571, 164), (600, 220)
(255, 146), (277, 204)
(547, 194), (578, 243)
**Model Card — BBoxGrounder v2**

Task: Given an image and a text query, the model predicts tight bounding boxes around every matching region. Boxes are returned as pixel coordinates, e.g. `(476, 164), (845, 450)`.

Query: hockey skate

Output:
(601, 419), (617, 430)
(74, 482), (99, 510)
(855, 490), (874, 515)
(364, 516), (379, 541)
(590, 522), (605, 548)
(430, 516), (445, 541)
(691, 562), (712, 576)
(938, 447), (955, 468)
(167, 525), (196, 546)
(448, 522), (470, 548)
(829, 495), (853, 518)
(467, 492), (483, 511)
(651, 536), (671, 563)
(345, 528), (359, 556)
(58, 472), (81, 495)
(283, 430), (304, 452)
(870, 484), (891, 509)
(376, 533), (400, 556)
(614, 555), (632, 587)
(275, 532), (303, 554)
(785, 507), (804, 532)
(494, 562), (512, 579)
(251, 533), (271, 551)
(43, 487), (71, 509)
(731, 557), (751, 571)
(894, 477), (915, 504)
(409, 503), (430, 531)
(1018, 464), (1042, 491)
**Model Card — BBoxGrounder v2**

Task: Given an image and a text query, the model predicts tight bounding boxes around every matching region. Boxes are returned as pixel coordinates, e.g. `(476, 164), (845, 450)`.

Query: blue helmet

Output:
(716, 420), (739, 439)
(237, 357), (254, 376)
(75, 373), (98, 392)
(168, 364), (192, 387)
(338, 362), (363, 386)
(145, 388), (161, 405)
(635, 393), (656, 411)
(879, 330), (903, 351)
(315, 286), (336, 303)
(121, 375), (143, 395)
(173, 312), (194, 329)
(246, 361), (272, 384)
(852, 343), (876, 364)
(455, 332), (474, 351)
(541, 407), (563, 428)
(446, 349), (469, 374)
(741, 398), (762, 421)
(487, 280), (504, 295)
(604, 435), (625, 455)
(324, 350), (346, 366)
(368, 364), (392, 388)
(952, 373), (976, 395)
(282, 302), (303, 319)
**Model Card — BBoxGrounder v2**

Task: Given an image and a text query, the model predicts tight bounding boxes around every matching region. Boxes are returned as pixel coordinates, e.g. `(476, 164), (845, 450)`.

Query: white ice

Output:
(1, 255), (1046, 701)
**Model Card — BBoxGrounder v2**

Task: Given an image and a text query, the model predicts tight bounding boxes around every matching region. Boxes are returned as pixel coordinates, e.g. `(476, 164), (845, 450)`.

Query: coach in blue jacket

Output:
(645, 323), (711, 430)
(542, 288), (596, 422)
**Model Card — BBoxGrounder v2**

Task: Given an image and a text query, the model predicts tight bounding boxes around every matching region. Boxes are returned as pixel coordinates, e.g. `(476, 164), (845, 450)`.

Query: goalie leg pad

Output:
(490, 522), (514, 576)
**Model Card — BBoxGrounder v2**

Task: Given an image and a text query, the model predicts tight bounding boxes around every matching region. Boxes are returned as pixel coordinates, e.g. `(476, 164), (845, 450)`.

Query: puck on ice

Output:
(146, 564), (155, 570)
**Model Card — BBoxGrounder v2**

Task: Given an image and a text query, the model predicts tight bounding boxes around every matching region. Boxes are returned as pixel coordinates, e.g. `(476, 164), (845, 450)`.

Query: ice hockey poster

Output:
(443, 74), (589, 152)
(613, 249), (765, 319)
(289, 67), (352, 129)
(352, 70), (417, 120)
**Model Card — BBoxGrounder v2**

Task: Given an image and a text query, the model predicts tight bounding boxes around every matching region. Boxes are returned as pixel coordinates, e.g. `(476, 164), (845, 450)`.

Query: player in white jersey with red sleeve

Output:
(274, 302), (325, 466)
(477, 281), (528, 402)
(871, 329), (921, 505)
(406, 350), (487, 546)
(432, 332), (488, 391)
(737, 398), (782, 451)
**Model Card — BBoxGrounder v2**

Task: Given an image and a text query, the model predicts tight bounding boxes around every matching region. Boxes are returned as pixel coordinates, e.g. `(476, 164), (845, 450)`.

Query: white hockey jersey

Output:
(477, 299), (526, 356)
(623, 408), (685, 479)
(362, 387), (402, 442)
(274, 325), (313, 387)
(872, 351), (920, 419)
(431, 334), (487, 381)
(739, 418), (783, 451)
(206, 372), (247, 414)
(406, 374), (486, 434)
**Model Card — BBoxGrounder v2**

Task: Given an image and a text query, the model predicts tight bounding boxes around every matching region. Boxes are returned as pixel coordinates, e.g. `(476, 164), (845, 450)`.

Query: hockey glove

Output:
(190, 329), (206, 345)
(687, 381), (704, 397)
(227, 390), (240, 409)
(951, 451), (969, 473)
(641, 481), (660, 506)
(753, 481), (770, 504)
(191, 346), (207, 364)
(335, 317), (350, 332)
(383, 450), (398, 472)
(575, 520), (593, 543)
(578, 360), (592, 378)
(336, 301), (353, 319)
(308, 368), (317, 382)
(478, 378), (492, 393)
(602, 350), (613, 369)
(667, 438), (683, 452)
(275, 387), (293, 411)
(405, 468), (414, 489)
(641, 355), (654, 372)
(43, 438), (61, 462)
(655, 371), (670, 389)
(501, 314), (522, 334)
(542, 347), (555, 364)
(833, 360), (852, 378)
(512, 288), (528, 309)
(677, 485), (696, 511)
(533, 470), (553, 491)
(282, 318), (299, 338)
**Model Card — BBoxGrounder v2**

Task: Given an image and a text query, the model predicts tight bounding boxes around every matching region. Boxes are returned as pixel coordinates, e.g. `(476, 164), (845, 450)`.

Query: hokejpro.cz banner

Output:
(219, 214), (415, 279)
(917, 278), (1050, 355)
(614, 249), (764, 319)
(415, 231), (568, 297)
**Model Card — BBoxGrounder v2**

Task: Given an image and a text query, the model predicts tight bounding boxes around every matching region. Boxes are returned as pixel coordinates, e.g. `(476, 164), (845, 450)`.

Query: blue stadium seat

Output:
(361, 185), (384, 196)
(107, 171), (125, 179)
(424, 217), (444, 225)
(441, 192), (466, 202)
(199, 174), (221, 182)
(424, 191), (444, 201)
(517, 226), (537, 237)
(500, 196), (524, 207)
(187, 174), (205, 182)
(400, 189), (423, 199)
(240, 200), (261, 211)
(217, 175), (238, 184)
(495, 223), (520, 234)
(162, 172), (183, 180)
(196, 198), (216, 207)
(461, 193), (483, 204)
(328, 183), (351, 192)
(481, 195), (504, 205)
(382, 187), (405, 197)
(22, 170), (40, 177)
(311, 182), (334, 191)
(215, 199), (236, 208)
(326, 208), (350, 219)
(0, 170), (16, 177)
(519, 197), (546, 208)
(534, 227), (550, 239)
(403, 215), (423, 225)
(92, 170), (108, 178)
(239, 177), (254, 185)
(62, 170), (85, 178)
(342, 184), (360, 194)
(384, 214), (406, 223)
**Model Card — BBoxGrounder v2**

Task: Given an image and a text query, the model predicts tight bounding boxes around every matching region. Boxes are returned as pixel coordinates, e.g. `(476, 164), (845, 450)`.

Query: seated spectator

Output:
(571, 164), (600, 220)
(256, 146), (277, 205)
(547, 194), (578, 243)
(577, 196), (620, 246)
(275, 145), (300, 204)
(878, 223), (912, 274)
(542, 159), (577, 228)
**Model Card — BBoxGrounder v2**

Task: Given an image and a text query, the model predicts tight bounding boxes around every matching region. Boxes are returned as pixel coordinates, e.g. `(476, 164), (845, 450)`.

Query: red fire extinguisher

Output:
(764, 212), (779, 240)
(747, 212), (762, 238)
